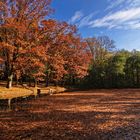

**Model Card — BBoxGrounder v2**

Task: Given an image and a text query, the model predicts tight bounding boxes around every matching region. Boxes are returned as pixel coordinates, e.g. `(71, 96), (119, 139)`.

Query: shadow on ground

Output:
(0, 89), (140, 140)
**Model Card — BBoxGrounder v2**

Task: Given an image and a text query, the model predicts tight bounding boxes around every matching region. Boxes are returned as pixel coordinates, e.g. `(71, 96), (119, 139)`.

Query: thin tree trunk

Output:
(28, 78), (32, 87)
(6, 74), (13, 88)
(136, 68), (140, 86)
(15, 74), (19, 85)
(34, 79), (37, 87)
(132, 70), (135, 86)
(46, 73), (49, 87)
(72, 76), (75, 85)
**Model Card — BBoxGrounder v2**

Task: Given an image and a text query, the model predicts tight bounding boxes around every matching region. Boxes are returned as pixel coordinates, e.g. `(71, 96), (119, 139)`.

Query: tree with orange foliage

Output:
(41, 20), (92, 86)
(0, 0), (52, 88)
(0, 0), (91, 88)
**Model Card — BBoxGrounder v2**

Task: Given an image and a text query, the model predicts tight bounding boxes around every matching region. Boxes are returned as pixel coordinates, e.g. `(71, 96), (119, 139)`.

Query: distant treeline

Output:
(81, 36), (140, 88)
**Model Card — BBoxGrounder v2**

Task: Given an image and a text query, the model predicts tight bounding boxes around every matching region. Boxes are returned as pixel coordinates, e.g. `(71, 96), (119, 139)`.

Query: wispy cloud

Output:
(75, 0), (140, 30)
(68, 11), (83, 24)
(106, 0), (126, 10)
(90, 7), (140, 29)
(106, 0), (140, 10)
(78, 12), (98, 28)
(126, 0), (140, 8)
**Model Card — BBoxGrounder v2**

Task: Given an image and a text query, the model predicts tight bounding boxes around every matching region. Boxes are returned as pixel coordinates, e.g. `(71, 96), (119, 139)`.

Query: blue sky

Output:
(51, 0), (140, 51)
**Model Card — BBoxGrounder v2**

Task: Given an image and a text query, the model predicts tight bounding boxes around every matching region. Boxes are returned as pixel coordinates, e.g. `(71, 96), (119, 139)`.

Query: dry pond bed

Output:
(0, 89), (140, 140)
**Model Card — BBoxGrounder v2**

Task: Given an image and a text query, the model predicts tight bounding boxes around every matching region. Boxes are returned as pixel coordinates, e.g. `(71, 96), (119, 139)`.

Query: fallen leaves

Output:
(0, 89), (140, 140)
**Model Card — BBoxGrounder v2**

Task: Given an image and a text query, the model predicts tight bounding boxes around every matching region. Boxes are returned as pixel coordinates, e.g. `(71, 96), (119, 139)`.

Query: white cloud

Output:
(106, 0), (126, 10)
(90, 7), (140, 29)
(75, 0), (140, 30)
(78, 12), (97, 28)
(106, 0), (140, 10)
(69, 11), (83, 24)
(127, 0), (140, 8)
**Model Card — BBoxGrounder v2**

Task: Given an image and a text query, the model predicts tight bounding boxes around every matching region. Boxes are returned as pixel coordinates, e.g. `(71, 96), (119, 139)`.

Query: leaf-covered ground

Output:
(0, 89), (140, 140)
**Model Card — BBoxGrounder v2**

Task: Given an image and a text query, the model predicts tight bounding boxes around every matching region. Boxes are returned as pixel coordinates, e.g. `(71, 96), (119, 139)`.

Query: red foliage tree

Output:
(0, 0), (92, 88)
(0, 0), (52, 88)
(41, 20), (92, 85)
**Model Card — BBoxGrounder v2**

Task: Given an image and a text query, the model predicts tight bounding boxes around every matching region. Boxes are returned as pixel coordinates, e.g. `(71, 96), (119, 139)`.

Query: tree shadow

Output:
(0, 89), (139, 140)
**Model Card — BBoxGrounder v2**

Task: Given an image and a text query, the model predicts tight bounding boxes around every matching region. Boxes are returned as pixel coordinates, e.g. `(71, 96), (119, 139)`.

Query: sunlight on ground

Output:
(0, 89), (140, 139)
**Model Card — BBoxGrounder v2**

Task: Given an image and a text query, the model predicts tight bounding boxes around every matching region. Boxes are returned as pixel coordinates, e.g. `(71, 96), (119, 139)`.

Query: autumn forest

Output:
(0, 0), (140, 89)
(0, 0), (140, 139)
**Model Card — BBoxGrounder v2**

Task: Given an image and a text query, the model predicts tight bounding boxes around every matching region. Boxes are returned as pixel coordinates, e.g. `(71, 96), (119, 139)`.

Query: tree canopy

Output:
(0, 0), (140, 89)
(0, 0), (91, 88)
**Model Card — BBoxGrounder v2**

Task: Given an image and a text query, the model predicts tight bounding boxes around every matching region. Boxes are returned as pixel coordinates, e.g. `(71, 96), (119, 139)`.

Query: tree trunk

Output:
(15, 74), (19, 85)
(28, 78), (32, 87)
(136, 68), (140, 86)
(46, 78), (49, 87)
(34, 79), (37, 87)
(46, 73), (49, 87)
(6, 74), (13, 88)
(72, 76), (75, 85)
